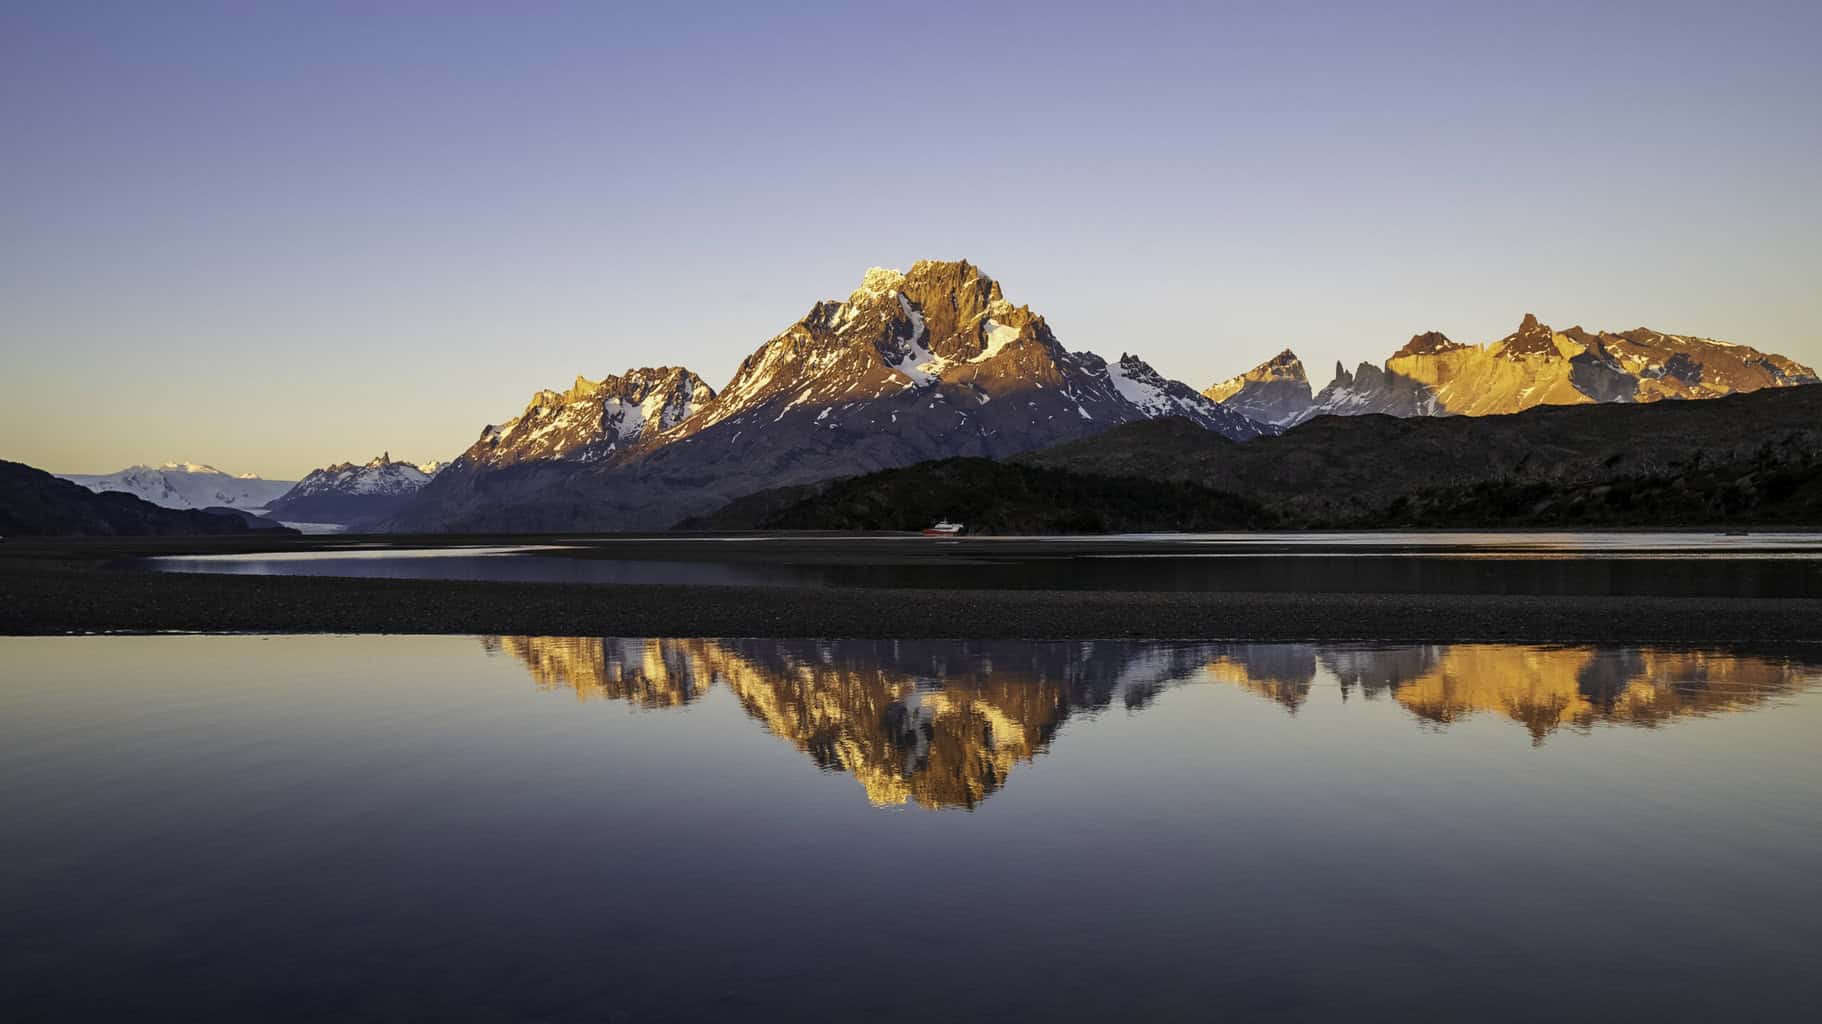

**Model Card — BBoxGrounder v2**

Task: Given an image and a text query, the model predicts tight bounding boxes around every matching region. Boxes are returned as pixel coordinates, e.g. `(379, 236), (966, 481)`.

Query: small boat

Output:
(922, 519), (964, 536)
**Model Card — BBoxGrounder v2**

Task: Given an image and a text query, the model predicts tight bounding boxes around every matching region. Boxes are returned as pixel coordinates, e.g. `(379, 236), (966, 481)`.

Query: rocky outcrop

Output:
(1393, 331), (1468, 358)
(1308, 359), (1437, 418)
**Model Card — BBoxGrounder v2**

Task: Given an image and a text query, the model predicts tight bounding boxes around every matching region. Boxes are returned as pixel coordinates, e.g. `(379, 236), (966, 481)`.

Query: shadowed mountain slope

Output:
(700, 386), (1822, 530)
(1024, 384), (1822, 525)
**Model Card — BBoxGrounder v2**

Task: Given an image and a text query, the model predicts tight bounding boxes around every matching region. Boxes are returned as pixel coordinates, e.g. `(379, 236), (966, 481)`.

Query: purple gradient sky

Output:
(5, 0), (1819, 478)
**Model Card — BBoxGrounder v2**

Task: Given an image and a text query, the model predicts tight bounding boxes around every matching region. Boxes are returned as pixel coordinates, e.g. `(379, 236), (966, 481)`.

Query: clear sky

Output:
(5, 0), (1818, 478)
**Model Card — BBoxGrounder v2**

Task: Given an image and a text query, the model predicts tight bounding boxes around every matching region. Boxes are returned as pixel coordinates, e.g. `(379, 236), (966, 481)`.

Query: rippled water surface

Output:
(4, 636), (1821, 1020)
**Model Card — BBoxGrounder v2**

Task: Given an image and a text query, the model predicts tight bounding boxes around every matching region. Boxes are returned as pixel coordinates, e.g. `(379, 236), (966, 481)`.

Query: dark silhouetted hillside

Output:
(1, 460), (296, 536)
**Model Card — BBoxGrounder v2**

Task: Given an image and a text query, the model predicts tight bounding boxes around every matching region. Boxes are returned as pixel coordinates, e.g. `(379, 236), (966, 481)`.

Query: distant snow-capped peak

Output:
(285, 453), (441, 498)
(57, 462), (296, 511)
(155, 460), (230, 475)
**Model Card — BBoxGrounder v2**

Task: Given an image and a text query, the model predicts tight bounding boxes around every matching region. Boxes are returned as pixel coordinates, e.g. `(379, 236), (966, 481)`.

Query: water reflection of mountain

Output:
(482, 638), (1820, 806)
(1292, 644), (1812, 743)
(481, 638), (1209, 809)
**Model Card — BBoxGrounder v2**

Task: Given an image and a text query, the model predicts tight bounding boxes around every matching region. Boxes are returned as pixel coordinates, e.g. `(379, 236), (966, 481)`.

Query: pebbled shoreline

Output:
(4, 559), (1820, 644)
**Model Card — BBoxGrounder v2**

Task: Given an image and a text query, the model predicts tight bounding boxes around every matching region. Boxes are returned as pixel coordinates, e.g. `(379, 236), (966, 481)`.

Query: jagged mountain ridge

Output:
(1208, 314), (1817, 426)
(394, 260), (1274, 531)
(265, 453), (442, 525)
(464, 366), (714, 471)
(684, 262), (1260, 435)
(58, 462), (296, 511)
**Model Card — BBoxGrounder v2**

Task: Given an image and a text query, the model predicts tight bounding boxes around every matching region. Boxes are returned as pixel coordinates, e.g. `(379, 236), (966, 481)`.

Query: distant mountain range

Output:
(390, 271), (1816, 531)
(33, 266), (1821, 534)
(392, 260), (1271, 531)
(53, 455), (441, 528)
(1204, 314), (1817, 427)
(58, 462), (295, 511)
(264, 453), (443, 526)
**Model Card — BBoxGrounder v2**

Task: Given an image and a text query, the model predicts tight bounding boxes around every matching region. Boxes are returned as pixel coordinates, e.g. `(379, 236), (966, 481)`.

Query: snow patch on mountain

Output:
(891, 294), (941, 385)
(1105, 357), (1170, 414)
(974, 320), (1023, 363)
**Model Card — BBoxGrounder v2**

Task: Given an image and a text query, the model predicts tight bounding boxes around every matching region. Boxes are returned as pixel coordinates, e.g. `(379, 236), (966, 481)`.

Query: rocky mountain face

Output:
(393, 260), (1274, 531)
(1210, 314), (1817, 425)
(1201, 350), (1314, 427)
(266, 453), (441, 526)
(58, 462), (295, 511)
(464, 367), (714, 471)
(3, 459), (296, 536)
(411, 366), (715, 521)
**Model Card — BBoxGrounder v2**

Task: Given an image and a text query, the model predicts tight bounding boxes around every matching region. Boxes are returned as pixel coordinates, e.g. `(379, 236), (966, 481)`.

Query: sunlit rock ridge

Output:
(395, 260), (1274, 531)
(462, 366), (715, 470)
(1206, 314), (1817, 427)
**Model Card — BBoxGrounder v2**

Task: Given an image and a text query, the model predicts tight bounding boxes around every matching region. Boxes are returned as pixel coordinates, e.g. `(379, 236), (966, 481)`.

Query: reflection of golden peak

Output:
(1205, 645), (1317, 712)
(481, 636), (710, 707)
(687, 642), (1065, 810)
(1392, 646), (1599, 740)
(1207, 643), (1811, 744)
(484, 637), (1184, 810)
(1390, 647), (1808, 742)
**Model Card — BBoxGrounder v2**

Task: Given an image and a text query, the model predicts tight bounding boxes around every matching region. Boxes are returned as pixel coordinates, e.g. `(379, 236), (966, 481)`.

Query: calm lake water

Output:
(4, 635), (1821, 1020)
(139, 531), (1822, 596)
